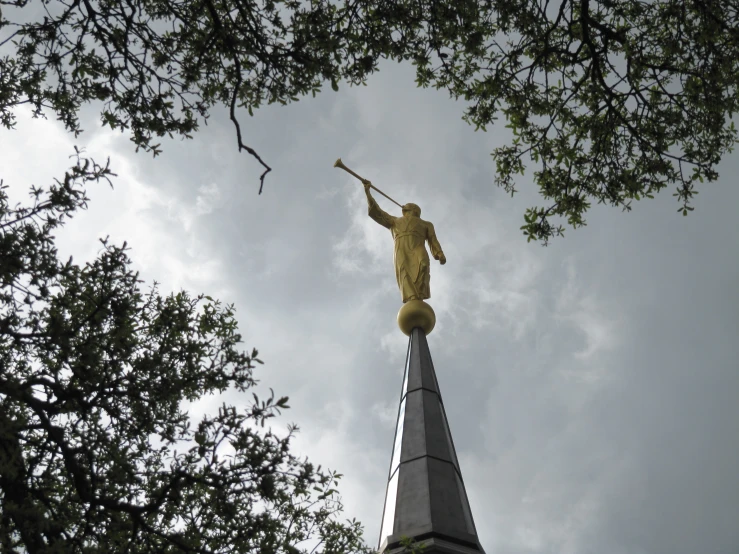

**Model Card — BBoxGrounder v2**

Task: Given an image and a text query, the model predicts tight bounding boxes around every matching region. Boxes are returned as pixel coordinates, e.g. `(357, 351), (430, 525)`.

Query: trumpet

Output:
(333, 158), (403, 208)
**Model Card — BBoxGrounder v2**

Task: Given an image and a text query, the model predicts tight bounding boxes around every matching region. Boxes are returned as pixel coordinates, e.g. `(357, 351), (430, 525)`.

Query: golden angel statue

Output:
(363, 179), (446, 303)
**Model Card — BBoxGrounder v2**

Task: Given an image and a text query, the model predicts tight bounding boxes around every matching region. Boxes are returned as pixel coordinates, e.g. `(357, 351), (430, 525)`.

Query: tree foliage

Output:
(0, 151), (373, 553)
(2, 0), (737, 243)
(399, 0), (739, 243)
(0, 0), (382, 193)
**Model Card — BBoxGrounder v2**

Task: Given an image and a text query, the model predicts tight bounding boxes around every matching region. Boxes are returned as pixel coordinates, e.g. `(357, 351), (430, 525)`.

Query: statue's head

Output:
(402, 203), (421, 217)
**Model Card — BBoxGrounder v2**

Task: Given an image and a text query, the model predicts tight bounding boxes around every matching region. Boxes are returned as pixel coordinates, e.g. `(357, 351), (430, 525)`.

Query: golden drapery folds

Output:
(366, 190), (445, 303)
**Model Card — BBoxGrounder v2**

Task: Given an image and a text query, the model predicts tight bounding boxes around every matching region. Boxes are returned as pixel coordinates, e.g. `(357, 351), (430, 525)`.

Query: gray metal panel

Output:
(428, 457), (475, 539)
(378, 468), (400, 547)
(399, 390), (427, 463)
(389, 397), (407, 477)
(400, 335), (411, 401)
(438, 395), (461, 472)
(394, 457), (431, 533)
(383, 535), (485, 554)
(417, 330), (440, 396)
(407, 328), (439, 395)
(381, 525), (485, 554)
(422, 389), (456, 465)
(454, 470), (477, 535)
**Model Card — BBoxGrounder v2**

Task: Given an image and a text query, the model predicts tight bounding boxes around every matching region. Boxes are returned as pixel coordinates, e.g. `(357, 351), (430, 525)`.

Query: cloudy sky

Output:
(2, 55), (739, 554)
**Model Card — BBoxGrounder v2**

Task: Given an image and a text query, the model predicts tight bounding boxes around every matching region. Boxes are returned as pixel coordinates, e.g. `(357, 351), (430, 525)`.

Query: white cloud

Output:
(195, 182), (221, 217)
(332, 185), (397, 277)
(554, 258), (622, 376)
(370, 399), (399, 428)
(1, 108), (233, 305)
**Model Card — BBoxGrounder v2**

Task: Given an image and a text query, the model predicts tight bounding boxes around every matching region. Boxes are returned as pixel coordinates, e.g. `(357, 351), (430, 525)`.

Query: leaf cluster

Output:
(0, 0), (739, 245)
(367, 0), (739, 243)
(3, 0), (736, 240)
(0, 151), (375, 553)
(0, 0), (387, 193)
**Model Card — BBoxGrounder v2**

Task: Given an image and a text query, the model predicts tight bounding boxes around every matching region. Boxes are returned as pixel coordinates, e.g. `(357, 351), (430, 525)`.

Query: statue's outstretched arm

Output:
(364, 182), (395, 229)
(427, 223), (446, 264)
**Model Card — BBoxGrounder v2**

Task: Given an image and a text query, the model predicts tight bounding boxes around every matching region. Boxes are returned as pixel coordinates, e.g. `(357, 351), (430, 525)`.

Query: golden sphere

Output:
(397, 300), (436, 336)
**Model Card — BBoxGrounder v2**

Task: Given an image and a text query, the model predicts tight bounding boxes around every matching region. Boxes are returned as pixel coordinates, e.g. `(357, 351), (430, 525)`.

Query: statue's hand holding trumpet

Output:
(361, 178), (373, 195)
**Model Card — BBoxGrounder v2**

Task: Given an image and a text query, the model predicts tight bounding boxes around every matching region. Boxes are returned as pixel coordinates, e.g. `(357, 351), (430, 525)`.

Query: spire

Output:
(378, 328), (485, 554)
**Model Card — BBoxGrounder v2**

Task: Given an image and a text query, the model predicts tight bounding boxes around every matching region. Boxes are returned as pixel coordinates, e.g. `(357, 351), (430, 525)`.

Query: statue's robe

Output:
(367, 196), (444, 303)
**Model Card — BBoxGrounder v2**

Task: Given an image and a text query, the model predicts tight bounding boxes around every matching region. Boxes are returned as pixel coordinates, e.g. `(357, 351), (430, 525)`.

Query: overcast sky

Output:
(2, 56), (738, 554)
